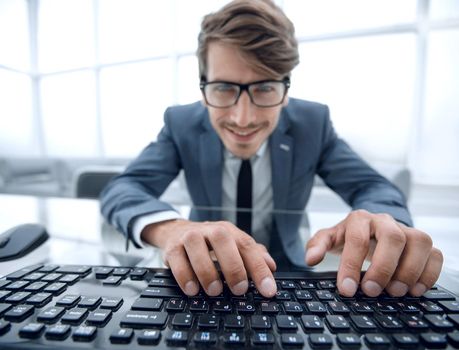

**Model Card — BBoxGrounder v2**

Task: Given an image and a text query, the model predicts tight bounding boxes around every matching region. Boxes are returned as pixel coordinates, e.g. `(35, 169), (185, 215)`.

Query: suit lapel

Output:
(270, 110), (293, 212)
(199, 117), (223, 215)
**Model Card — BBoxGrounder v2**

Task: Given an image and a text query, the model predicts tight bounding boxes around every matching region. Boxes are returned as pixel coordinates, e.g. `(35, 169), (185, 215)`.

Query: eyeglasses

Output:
(200, 78), (290, 108)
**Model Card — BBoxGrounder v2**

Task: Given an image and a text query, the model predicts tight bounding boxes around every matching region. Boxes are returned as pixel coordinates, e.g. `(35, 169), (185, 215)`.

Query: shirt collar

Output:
(225, 141), (268, 161)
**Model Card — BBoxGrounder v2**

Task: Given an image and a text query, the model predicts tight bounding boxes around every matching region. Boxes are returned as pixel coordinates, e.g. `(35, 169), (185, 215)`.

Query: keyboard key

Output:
(5, 280), (29, 290)
(282, 333), (304, 346)
(26, 292), (52, 307)
(103, 276), (122, 286)
(110, 327), (134, 344)
(172, 313), (193, 327)
(309, 333), (333, 347)
(305, 301), (327, 314)
(337, 333), (362, 347)
(424, 314), (455, 331)
(0, 290), (11, 301)
(283, 301), (304, 314)
(275, 290), (291, 300)
(374, 314), (403, 329)
(299, 280), (316, 289)
(141, 287), (182, 299)
(79, 296), (102, 309)
(392, 333), (419, 347)
(400, 314), (429, 330)
(137, 329), (161, 345)
(37, 306), (66, 323)
(252, 331), (275, 345)
(86, 308), (112, 326)
(364, 333), (391, 347)
(260, 301), (280, 314)
(166, 330), (188, 345)
(276, 315), (297, 330)
(328, 301), (350, 314)
(419, 300), (444, 313)
(316, 290), (335, 300)
(350, 301), (373, 313)
(189, 299), (209, 312)
(5, 291), (31, 304)
(45, 324), (71, 340)
(112, 267), (130, 277)
(250, 315), (271, 329)
(6, 264), (42, 280)
(19, 322), (45, 339)
(326, 315), (350, 332)
(224, 314), (244, 328)
(319, 280), (336, 289)
(24, 281), (47, 292)
(59, 274), (80, 284)
(4, 304), (34, 322)
(56, 265), (91, 276)
(120, 311), (168, 328)
(56, 294), (80, 308)
(280, 280), (297, 289)
(447, 314), (459, 327)
(72, 325), (97, 342)
(198, 314), (220, 329)
(0, 303), (12, 317)
(301, 315), (324, 331)
(295, 289), (313, 300)
(193, 331), (217, 344)
(149, 278), (178, 287)
(423, 290), (456, 300)
(100, 297), (123, 310)
(43, 282), (66, 295)
(0, 320), (11, 335)
(130, 268), (148, 280)
(132, 297), (163, 311)
(38, 265), (58, 273)
(61, 308), (88, 324)
(438, 300), (459, 312)
(371, 301), (398, 313)
(349, 314), (377, 331)
(94, 267), (113, 279)
(41, 273), (62, 282)
(165, 298), (185, 311)
(213, 300), (232, 313)
(235, 300), (255, 313)
(223, 331), (245, 345)
(420, 332), (447, 348)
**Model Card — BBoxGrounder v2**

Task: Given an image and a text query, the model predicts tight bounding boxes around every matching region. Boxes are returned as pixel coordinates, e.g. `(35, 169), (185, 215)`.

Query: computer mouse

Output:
(0, 223), (49, 262)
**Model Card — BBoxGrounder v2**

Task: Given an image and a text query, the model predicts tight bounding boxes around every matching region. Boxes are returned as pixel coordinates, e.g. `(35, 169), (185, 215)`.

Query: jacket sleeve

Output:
(100, 108), (182, 246)
(316, 106), (413, 226)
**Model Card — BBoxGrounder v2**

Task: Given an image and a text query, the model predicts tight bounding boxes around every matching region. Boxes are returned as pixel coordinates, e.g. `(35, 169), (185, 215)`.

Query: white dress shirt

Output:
(132, 142), (273, 248)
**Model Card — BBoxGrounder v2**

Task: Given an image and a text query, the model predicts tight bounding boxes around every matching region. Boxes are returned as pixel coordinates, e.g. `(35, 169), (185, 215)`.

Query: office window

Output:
(100, 59), (174, 157)
(40, 71), (99, 157)
(283, 0), (417, 37)
(0, 0), (29, 71)
(177, 55), (201, 105)
(417, 29), (459, 185)
(0, 69), (37, 157)
(430, 0), (459, 20)
(98, 0), (173, 64)
(291, 34), (415, 164)
(38, 0), (95, 73)
(0, 195), (40, 233)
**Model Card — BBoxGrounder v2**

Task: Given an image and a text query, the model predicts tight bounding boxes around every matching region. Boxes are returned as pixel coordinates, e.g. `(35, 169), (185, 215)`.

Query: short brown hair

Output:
(197, 0), (299, 80)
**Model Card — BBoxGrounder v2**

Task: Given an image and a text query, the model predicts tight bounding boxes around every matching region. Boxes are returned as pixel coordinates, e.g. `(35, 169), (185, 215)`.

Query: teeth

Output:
(233, 130), (253, 136)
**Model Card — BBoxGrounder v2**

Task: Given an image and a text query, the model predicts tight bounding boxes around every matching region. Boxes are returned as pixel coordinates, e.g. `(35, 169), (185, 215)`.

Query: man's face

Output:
(204, 42), (288, 159)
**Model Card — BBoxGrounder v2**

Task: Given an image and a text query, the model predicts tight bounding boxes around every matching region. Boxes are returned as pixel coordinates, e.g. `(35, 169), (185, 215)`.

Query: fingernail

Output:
(260, 277), (277, 297)
(184, 281), (199, 295)
(411, 282), (427, 296)
(207, 280), (222, 296)
(341, 277), (358, 296)
(362, 280), (383, 297)
(232, 280), (248, 295)
(387, 280), (408, 297)
(306, 246), (321, 263)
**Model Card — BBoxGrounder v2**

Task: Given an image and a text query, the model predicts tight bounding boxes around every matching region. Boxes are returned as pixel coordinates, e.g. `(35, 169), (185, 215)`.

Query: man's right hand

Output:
(141, 219), (277, 298)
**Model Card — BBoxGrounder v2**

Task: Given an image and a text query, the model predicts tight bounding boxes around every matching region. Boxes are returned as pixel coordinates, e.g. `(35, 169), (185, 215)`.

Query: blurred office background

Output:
(0, 0), (458, 244)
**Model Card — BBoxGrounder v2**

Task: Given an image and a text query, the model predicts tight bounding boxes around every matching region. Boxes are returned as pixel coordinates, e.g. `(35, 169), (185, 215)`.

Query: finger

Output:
(305, 226), (339, 266)
(164, 245), (199, 296)
(361, 215), (406, 297)
(182, 229), (222, 296)
(409, 247), (443, 296)
(206, 227), (249, 296)
(337, 214), (372, 297)
(238, 235), (277, 298)
(257, 243), (277, 272)
(385, 226), (433, 296)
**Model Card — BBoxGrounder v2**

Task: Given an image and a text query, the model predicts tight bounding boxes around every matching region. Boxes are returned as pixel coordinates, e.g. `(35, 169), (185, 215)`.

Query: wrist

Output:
(141, 219), (187, 248)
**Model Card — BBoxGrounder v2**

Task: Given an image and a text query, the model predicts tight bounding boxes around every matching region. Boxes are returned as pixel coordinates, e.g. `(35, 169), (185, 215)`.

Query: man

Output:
(101, 0), (442, 299)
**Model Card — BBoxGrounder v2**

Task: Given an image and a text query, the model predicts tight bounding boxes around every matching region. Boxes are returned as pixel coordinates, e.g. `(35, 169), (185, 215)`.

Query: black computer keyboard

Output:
(1, 264), (459, 349)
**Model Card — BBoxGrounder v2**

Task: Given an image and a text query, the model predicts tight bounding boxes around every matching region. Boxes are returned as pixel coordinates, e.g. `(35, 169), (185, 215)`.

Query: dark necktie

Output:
(236, 159), (252, 235)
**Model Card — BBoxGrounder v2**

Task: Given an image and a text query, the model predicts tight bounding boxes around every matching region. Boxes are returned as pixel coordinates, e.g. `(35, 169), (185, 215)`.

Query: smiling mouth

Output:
(226, 127), (260, 141)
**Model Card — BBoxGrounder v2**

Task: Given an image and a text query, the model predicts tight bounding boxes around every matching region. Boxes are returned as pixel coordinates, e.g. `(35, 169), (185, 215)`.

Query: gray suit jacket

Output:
(100, 98), (412, 266)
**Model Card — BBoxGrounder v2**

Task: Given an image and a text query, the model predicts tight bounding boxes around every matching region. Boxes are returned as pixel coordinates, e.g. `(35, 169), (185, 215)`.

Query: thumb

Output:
(305, 227), (336, 266)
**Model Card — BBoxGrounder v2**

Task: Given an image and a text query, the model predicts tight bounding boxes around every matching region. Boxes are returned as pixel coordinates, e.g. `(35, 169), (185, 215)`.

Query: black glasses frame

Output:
(200, 77), (290, 108)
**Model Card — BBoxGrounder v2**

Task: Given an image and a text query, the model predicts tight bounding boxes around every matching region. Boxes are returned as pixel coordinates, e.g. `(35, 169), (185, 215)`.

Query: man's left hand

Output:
(305, 210), (443, 297)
